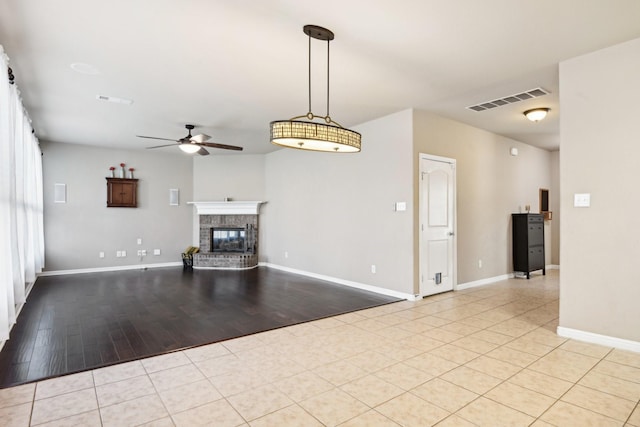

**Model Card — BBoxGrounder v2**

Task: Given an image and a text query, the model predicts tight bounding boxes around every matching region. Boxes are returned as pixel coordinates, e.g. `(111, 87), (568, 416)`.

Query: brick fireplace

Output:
(188, 201), (265, 269)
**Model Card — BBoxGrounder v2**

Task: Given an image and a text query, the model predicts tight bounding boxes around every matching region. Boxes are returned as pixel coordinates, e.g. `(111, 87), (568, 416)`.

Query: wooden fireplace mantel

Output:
(187, 201), (266, 215)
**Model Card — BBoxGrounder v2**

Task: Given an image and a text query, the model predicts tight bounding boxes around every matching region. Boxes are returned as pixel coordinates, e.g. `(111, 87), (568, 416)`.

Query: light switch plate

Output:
(395, 202), (407, 211)
(574, 193), (591, 207)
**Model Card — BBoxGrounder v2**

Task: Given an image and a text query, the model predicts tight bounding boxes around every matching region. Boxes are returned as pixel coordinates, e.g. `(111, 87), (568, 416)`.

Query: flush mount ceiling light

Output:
(270, 25), (361, 153)
(524, 108), (550, 122)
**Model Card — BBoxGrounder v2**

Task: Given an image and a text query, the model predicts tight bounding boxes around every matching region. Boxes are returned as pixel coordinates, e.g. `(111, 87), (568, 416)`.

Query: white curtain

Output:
(0, 45), (44, 342)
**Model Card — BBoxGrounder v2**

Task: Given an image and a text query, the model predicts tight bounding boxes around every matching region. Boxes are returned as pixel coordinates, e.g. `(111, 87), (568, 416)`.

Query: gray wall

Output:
(413, 110), (553, 285)
(261, 108), (556, 296)
(262, 110), (415, 295)
(41, 141), (193, 271)
(192, 154), (265, 202)
(559, 37), (640, 342)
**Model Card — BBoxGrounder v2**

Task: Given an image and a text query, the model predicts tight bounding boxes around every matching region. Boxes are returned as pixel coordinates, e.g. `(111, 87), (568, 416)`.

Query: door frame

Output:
(418, 153), (458, 297)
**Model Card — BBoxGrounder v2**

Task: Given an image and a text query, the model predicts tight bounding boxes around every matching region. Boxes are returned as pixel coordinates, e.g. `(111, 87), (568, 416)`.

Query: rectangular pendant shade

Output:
(270, 120), (361, 152)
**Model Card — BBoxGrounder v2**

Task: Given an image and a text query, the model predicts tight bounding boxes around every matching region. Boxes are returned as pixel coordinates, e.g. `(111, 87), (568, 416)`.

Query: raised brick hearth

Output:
(188, 201), (265, 269)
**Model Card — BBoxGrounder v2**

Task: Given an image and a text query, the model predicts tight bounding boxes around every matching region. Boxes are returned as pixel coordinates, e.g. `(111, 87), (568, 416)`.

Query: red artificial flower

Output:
(129, 167), (134, 171)
(120, 163), (125, 167)
(109, 166), (115, 170)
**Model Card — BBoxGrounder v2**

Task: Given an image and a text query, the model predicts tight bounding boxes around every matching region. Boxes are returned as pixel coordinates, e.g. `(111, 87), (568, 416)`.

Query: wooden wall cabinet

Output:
(106, 178), (138, 208)
(512, 213), (545, 279)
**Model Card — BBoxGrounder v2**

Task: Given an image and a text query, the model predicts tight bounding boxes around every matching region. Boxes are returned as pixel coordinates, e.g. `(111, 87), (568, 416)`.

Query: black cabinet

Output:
(512, 213), (545, 279)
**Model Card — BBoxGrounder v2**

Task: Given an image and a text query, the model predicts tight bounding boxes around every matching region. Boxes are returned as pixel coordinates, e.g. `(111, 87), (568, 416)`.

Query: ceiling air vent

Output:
(96, 95), (134, 105)
(466, 87), (549, 112)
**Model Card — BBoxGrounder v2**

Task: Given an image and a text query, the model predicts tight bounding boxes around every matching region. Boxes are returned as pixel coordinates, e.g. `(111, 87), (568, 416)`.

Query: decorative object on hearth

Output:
(181, 246), (200, 269)
(270, 25), (361, 153)
(109, 166), (115, 178)
(128, 167), (134, 179)
(137, 124), (243, 155)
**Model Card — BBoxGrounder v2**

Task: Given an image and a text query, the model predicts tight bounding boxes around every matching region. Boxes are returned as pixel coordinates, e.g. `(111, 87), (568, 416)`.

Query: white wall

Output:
(41, 141), (193, 271)
(413, 110), (553, 285)
(559, 37), (640, 342)
(262, 110), (415, 295)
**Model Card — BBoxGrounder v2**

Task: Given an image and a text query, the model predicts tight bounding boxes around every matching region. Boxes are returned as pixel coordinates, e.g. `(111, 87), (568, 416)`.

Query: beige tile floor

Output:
(1, 270), (640, 426)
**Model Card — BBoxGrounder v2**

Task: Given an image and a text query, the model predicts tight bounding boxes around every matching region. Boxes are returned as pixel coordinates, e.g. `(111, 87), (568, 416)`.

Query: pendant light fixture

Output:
(270, 25), (361, 153)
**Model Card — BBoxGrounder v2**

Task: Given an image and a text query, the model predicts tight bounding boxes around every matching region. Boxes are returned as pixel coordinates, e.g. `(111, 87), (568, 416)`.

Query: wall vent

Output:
(466, 87), (549, 112)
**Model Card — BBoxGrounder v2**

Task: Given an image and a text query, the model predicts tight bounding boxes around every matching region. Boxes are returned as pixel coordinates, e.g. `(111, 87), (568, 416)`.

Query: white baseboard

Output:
(260, 262), (417, 301)
(557, 326), (640, 353)
(458, 265), (561, 291)
(38, 262), (183, 277)
(457, 273), (515, 291)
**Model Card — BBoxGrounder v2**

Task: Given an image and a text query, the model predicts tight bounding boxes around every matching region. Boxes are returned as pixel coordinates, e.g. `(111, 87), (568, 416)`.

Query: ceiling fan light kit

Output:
(178, 143), (201, 154)
(523, 108), (550, 122)
(270, 25), (361, 153)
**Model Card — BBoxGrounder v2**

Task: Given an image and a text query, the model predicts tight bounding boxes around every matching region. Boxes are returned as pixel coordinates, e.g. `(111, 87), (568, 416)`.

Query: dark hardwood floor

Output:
(0, 266), (400, 388)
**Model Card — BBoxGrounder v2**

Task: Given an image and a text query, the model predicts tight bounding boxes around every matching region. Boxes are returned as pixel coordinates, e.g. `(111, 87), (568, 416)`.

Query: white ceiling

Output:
(2, 0), (640, 155)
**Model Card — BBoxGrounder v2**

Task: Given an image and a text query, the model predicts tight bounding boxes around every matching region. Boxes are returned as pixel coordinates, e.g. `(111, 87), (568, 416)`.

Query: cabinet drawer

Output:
(528, 225), (544, 246)
(527, 215), (543, 224)
(529, 246), (544, 270)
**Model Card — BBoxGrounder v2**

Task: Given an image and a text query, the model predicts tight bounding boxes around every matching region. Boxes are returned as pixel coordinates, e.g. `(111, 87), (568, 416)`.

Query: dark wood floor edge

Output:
(0, 298), (403, 390)
(260, 262), (415, 301)
(36, 262), (184, 277)
(37, 263), (414, 302)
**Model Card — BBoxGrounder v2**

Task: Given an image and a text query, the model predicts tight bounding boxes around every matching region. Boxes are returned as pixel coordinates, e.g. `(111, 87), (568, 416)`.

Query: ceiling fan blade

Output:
(197, 147), (210, 156)
(136, 135), (178, 142)
(191, 133), (211, 143)
(146, 143), (178, 149)
(198, 142), (243, 151)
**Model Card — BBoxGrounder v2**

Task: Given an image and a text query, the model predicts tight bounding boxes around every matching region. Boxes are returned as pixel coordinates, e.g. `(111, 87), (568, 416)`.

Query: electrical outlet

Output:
(141, 250), (147, 256)
(116, 251), (122, 258)
(284, 251), (288, 259)
(371, 265), (376, 274)
(478, 259), (482, 268)
(121, 250), (126, 257)
(137, 238), (142, 245)
(99, 251), (105, 258)
(153, 249), (161, 255)
(137, 249), (142, 256)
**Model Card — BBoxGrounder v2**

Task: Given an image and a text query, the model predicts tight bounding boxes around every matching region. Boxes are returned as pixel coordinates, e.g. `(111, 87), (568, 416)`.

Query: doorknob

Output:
(448, 232), (454, 236)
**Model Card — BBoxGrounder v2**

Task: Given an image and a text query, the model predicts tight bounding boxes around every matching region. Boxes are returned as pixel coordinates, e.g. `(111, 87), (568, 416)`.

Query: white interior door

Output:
(419, 154), (456, 297)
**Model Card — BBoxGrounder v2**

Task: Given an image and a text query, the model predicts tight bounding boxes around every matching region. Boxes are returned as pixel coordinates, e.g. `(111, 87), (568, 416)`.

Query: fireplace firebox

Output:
(211, 227), (255, 253)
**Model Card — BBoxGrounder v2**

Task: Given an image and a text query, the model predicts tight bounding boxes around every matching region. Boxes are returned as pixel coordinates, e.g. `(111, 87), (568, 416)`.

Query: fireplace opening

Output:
(211, 228), (245, 252)
(210, 227), (256, 253)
